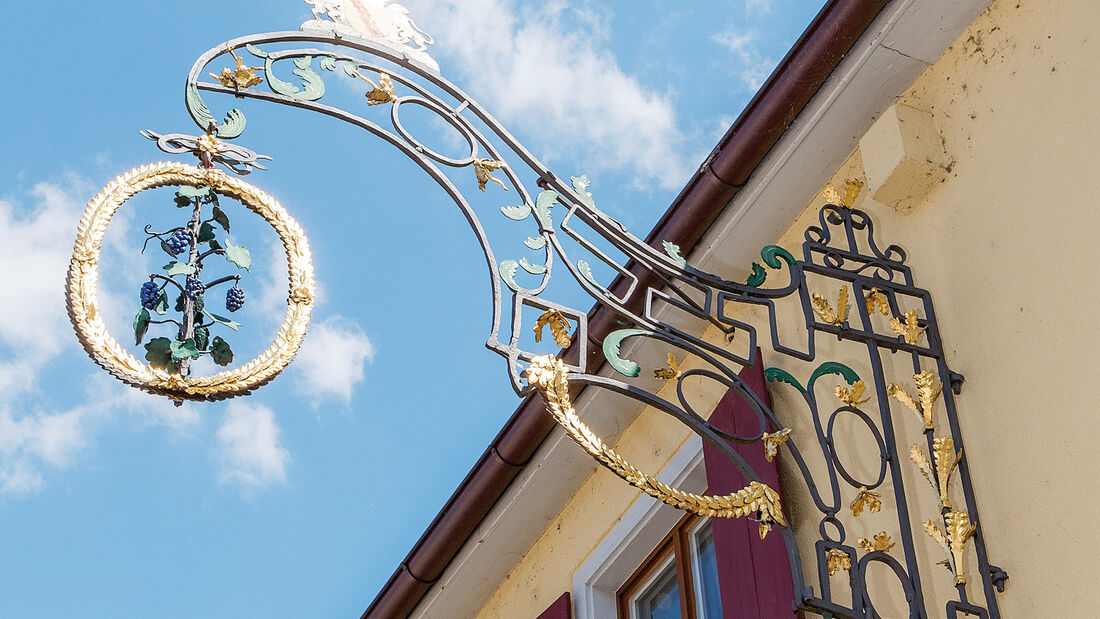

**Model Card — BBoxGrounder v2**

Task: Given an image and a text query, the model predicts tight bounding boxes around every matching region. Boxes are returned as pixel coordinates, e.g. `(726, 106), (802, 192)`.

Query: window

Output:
(617, 514), (723, 619)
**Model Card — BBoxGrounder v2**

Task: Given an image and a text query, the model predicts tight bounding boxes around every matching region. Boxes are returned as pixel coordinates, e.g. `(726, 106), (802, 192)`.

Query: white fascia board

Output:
(409, 1), (991, 617)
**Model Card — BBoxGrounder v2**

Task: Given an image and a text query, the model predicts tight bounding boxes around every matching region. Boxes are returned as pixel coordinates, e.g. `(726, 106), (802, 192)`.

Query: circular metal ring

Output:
(819, 515), (846, 543)
(391, 96), (478, 167)
(66, 161), (315, 401)
(826, 406), (889, 490)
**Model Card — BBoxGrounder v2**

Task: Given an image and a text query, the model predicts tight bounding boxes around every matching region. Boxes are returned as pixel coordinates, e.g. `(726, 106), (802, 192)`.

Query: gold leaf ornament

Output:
(924, 511), (977, 584)
(355, 70), (398, 106)
(865, 287), (890, 316)
(826, 549), (852, 575)
(888, 370), (943, 430)
(811, 286), (850, 326)
(850, 486), (882, 517)
(843, 178), (864, 207)
(210, 46), (263, 89)
(836, 380), (871, 406)
(473, 158), (508, 191)
(911, 438), (961, 509)
(654, 353), (682, 380)
(533, 310), (572, 347)
(858, 532), (896, 554)
(526, 356), (786, 534)
(889, 310), (927, 345)
(762, 428), (791, 463)
(822, 185), (842, 205)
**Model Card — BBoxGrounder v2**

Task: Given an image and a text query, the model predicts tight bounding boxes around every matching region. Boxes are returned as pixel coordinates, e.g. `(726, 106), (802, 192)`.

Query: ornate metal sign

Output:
(67, 5), (1006, 617)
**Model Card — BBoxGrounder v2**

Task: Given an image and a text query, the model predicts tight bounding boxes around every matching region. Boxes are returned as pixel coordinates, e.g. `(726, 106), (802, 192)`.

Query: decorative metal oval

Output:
(819, 515), (846, 543)
(390, 96), (478, 167)
(826, 405), (888, 490)
(858, 553), (917, 619)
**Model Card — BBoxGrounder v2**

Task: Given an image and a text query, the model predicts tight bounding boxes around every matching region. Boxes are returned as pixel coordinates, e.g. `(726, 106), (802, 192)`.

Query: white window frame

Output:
(571, 435), (706, 619)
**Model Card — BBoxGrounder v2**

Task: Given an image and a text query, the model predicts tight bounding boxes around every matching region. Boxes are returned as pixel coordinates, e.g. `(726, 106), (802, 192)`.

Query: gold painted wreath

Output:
(526, 356), (786, 537)
(66, 161), (314, 401)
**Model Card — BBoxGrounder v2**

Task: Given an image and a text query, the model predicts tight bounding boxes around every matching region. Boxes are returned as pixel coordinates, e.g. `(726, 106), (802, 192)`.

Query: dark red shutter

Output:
(536, 592), (571, 619)
(702, 348), (794, 618)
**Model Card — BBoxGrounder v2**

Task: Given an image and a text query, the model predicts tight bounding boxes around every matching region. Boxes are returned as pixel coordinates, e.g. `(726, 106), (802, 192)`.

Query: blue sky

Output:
(0, 1), (822, 616)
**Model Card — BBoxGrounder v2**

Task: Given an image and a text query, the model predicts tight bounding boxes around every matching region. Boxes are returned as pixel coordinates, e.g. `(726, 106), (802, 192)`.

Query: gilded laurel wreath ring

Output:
(66, 161), (314, 401)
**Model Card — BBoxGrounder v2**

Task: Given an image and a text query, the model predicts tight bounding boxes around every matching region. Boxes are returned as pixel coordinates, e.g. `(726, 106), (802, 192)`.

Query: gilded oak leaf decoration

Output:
(850, 486), (882, 517)
(925, 511), (977, 584)
(911, 438), (962, 509)
(811, 286), (850, 326)
(843, 178), (864, 207)
(533, 309), (572, 347)
(473, 158), (508, 191)
(865, 287), (890, 316)
(355, 71), (398, 105)
(822, 185), (842, 205)
(887, 370), (943, 430)
(762, 427), (791, 463)
(889, 310), (927, 345)
(858, 532), (895, 554)
(654, 353), (682, 380)
(826, 549), (852, 575)
(210, 46), (263, 89)
(836, 380), (871, 406)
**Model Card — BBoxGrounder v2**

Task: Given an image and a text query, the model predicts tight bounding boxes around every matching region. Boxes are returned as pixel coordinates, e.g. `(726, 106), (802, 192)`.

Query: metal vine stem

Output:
(159, 27), (1006, 618)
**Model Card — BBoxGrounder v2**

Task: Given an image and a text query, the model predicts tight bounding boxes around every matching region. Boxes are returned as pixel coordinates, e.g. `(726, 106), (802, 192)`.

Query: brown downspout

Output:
(362, 1), (890, 616)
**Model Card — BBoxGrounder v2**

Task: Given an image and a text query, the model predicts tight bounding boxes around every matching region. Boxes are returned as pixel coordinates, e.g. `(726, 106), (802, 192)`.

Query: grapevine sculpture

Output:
(65, 1), (1007, 617)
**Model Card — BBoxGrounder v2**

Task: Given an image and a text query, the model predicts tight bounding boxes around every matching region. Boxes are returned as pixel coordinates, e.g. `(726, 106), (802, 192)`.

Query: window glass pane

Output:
(632, 557), (681, 619)
(690, 520), (723, 619)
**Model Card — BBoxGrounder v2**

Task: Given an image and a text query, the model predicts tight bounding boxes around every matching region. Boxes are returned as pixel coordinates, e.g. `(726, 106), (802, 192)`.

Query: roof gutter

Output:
(362, 1), (890, 616)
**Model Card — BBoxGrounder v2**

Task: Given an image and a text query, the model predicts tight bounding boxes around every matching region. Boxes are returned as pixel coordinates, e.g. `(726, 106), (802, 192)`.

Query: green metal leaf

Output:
(197, 223), (216, 244)
(153, 291), (169, 316)
(570, 175), (595, 207)
(745, 263), (767, 287)
(208, 239), (222, 251)
(499, 259), (521, 292)
(319, 56), (337, 71)
(524, 236), (546, 250)
(210, 336), (234, 366)
(211, 205), (230, 232)
(500, 203), (532, 221)
(170, 338), (203, 362)
(160, 240), (176, 258)
(519, 258), (546, 275)
(217, 109), (246, 140)
(266, 55), (326, 101)
(809, 362), (861, 389)
(662, 241), (687, 267)
(245, 44), (269, 59)
(602, 329), (645, 377)
(163, 261), (195, 276)
(203, 310), (241, 332)
(145, 337), (173, 369)
(185, 83), (216, 132)
(193, 326), (210, 351)
(223, 239), (251, 271)
(761, 245), (796, 269)
(764, 367), (806, 394)
(133, 308), (150, 345)
(341, 60), (360, 78)
(534, 190), (557, 228)
(578, 260), (605, 291)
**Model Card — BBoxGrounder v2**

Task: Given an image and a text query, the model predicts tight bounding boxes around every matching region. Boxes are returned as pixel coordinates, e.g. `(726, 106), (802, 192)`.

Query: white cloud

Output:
(404, 0), (693, 189)
(215, 402), (290, 490)
(293, 316), (375, 405)
(712, 28), (776, 91)
(745, 0), (773, 16)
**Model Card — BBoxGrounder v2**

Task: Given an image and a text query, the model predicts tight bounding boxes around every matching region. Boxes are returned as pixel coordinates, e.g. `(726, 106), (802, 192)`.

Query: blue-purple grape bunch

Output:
(225, 286), (245, 312)
(139, 281), (160, 309)
(166, 228), (191, 255)
(185, 276), (205, 298)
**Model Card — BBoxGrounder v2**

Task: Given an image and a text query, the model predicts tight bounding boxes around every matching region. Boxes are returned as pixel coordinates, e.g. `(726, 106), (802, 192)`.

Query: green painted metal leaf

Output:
(809, 362), (861, 389)
(223, 240), (251, 271)
(578, 260), (605, 291)
(212, 205), (230, 232)
(341, 60), (360, 78)
(197, 223), (216, 244)
(245, 44), (269, 59)
(177, 185), (211, 199)
(519, 258), (546, 275)
(499, 259), (521, 292)
(570, 175), (595, 207)
(764, 367), (805, 394)
(145, 337), (173, 369)
(534, 190), (557, 228)
(217, 109), (246, 140)
(185, 83), (216, 132)
(208, 239), (222, 251)
(602, 328), (646, 377)
(524, 236), (546, 250)
(160, 240), (176, 258)
(153, 291), (169, 316)
(203, 310), (241, 332)
(210, 336), (234, 366)
(500, 203), (532, 221)
(163, 261), (195, 276)
(319, 56), (337, 71)
(170, 338), (203, 362)
(761, 244), (796, 269)
(662, 241), (687, 267)
(266, 55), (326, 101)
(193, 326), (210, 351)
(746, 263), (767, 287)
(133, 308), (150, 346)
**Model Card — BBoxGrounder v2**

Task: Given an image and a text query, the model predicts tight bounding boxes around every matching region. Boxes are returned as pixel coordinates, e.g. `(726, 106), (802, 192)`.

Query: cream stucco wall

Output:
(472, 0), (1100, 616)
